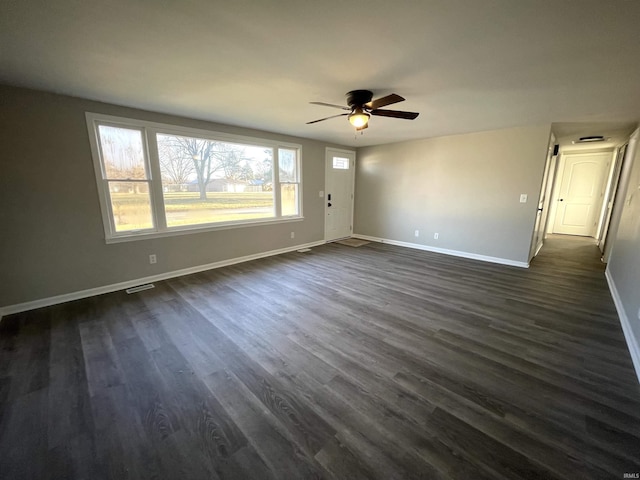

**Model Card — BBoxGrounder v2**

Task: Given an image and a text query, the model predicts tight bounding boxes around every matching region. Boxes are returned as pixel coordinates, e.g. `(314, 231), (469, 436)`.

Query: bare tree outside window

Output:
(158, 139), (194, 189)
(156, 133), (275, 227)
(158, 134), (223, 200)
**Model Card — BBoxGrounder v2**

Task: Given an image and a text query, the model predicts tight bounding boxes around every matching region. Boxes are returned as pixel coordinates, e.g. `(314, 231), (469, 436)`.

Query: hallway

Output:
(527, 233), (637, 385)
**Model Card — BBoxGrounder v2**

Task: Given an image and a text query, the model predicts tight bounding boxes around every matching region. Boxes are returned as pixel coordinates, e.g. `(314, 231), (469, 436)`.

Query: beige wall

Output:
(0, 85), (348, 308)
(354, 125), (551, 263)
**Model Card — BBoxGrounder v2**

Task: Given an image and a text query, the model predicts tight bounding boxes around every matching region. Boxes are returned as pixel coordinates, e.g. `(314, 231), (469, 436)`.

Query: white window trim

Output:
(86, 112), (303, 243)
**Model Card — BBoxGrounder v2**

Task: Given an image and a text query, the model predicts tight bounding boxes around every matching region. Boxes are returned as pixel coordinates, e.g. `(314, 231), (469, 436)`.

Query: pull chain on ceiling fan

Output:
(307, 90), (419, 131)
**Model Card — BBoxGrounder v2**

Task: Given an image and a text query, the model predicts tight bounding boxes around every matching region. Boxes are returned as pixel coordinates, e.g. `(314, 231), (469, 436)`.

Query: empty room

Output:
(2, 1), (640, 479)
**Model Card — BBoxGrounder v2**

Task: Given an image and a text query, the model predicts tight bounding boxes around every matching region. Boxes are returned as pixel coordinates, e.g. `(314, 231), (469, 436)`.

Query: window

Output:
(86, 113), (302, 242)
(278, 148), (299, 217)
(332, 156), (350, 169)
(97, 125), (154, 232)
(156, 133), (275, 228)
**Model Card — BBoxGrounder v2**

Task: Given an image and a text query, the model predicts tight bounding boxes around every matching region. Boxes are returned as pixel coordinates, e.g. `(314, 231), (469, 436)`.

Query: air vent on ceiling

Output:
(572, 135), (608, 144)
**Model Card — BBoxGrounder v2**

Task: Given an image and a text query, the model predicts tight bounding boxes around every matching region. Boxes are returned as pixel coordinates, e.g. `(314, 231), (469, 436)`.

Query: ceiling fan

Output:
(307, 90), (419, 130)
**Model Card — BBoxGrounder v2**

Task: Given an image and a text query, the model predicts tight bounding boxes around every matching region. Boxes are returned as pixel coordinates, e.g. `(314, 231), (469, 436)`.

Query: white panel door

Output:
(552, 151), (611, 236)
(325, 148), (355, 241)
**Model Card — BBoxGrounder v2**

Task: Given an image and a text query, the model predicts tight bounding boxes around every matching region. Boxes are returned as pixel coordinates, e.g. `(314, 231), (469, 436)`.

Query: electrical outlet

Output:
(149, 254), (157, 264)
(434, 233), (439, 240)
(290, 232), (295, 239)
(414, 230), (419, 237)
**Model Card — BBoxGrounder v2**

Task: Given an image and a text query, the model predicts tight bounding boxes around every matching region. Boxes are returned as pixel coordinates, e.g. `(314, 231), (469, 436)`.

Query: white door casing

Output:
(529, 133), (556, 260)
(603, 128), (639, 263)
(598, 144), (626, 252)
(325, 148), (355, 242)
(552, 151), (612, 237)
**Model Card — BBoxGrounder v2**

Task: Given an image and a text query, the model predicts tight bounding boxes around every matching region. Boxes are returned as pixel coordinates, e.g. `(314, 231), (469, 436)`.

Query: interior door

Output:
(325, 148), (355, 242)
(552, 151), (611, 236)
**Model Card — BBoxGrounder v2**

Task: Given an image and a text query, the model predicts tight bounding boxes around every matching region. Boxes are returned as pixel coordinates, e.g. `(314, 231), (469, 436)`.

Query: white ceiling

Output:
(1, 0), (639, 147)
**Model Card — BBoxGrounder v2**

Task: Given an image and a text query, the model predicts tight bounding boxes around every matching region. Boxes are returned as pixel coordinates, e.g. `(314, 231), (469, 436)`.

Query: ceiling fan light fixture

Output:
(348, 108), (370, 128)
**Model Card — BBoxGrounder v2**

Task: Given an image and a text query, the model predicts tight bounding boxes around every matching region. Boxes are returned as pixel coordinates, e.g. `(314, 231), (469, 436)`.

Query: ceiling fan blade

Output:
(366, 93), (405, 110)
(306, 113), (349, 124)
(370, 109), (419, 120)
(309, 101), (350, 110)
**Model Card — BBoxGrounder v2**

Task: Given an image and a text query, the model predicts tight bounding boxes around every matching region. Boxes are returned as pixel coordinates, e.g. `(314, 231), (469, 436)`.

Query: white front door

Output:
(552, 151), (611, 236)
(325, 148), (355, 242)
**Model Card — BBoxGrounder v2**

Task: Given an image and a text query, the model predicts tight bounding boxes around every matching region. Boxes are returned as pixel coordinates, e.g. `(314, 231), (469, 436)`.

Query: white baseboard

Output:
(352, 234), (529, 268)
(0, 240), (325, 319)
(605, 269), (640, 384)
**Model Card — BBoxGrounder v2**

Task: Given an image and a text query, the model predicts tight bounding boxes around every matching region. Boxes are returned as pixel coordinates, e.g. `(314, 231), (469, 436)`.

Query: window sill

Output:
(105, 216), (305, 244)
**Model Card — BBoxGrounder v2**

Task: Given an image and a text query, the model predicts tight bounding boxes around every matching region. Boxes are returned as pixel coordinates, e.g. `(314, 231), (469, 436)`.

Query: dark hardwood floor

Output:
(1, 234), (639, 479)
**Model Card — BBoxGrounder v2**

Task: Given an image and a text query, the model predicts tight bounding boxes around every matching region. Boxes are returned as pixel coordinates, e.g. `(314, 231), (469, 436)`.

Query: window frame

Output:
(86, 112), (303, 243)
(95, 122), (158, 235)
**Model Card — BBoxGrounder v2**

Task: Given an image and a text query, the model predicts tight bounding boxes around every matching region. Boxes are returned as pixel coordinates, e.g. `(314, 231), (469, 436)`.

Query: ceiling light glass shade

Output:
(348, 109), (370, 128)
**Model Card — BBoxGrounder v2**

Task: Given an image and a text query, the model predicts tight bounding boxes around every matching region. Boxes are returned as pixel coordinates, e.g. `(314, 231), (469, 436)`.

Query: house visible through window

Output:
(87, 113), (302, 242)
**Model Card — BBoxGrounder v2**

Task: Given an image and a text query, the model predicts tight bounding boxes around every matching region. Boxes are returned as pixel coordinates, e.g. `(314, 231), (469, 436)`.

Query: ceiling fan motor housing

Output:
(346, 90), (373, 108)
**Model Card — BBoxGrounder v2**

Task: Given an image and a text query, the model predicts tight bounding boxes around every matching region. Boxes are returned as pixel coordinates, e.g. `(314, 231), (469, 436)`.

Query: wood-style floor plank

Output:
(1, 234), (640, 479)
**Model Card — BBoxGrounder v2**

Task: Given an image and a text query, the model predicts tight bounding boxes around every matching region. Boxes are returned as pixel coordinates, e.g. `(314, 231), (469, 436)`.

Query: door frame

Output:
(598, 143), (627, 253)
(324, 147), (356, 242)
(529, 133), (557, 260)
(603, 127), (639, 263)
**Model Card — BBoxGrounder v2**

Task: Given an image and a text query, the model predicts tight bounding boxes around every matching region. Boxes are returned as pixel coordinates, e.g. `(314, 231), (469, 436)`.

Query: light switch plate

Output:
(520, 194), (528, 203)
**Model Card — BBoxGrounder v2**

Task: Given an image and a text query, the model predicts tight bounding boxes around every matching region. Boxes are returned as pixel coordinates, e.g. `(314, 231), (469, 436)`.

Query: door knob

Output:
(328, 202), (332, 207)
(559, 198), (564, 202)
